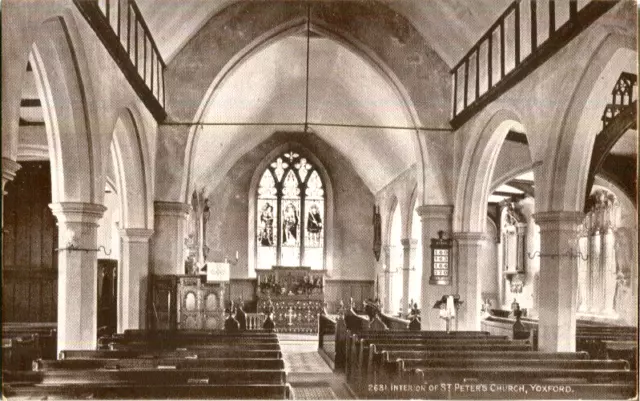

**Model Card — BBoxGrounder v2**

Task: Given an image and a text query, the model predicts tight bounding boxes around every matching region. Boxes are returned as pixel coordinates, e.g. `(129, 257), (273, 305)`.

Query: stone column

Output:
(415, 205), (453, 329)
(602, 227), (617, 316)
(152, 201), (190, 275)
(2, 158), (21, 219)
(382, 245), (392, 313)
(589, 231), (602, 313)
(49, 202), (106, 353)
(401, 238), (418, 314)
(454, 232), (487, 331)
(535, 211), (582, 352)
(576, 236), (589, 313)
(118, 228), (154, 332)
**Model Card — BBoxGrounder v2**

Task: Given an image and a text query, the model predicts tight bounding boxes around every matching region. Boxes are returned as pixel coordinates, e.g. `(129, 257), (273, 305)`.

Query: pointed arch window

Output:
(256, 151), (325, 269)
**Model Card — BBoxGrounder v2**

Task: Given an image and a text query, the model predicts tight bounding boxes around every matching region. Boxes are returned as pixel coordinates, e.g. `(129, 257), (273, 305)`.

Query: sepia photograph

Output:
(1, 0), (638, 400)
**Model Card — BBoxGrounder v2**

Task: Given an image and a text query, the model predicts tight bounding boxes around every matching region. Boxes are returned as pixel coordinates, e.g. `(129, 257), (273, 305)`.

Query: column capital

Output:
(49, 202), (106, 225)
(453, 231), (489, 244)
(400, 238), (418, 249)
(120, 228), (154, 242)
(416, 205), (453, 220)
(534, 211), (583, 231)
(154, 201), (190, 217)
(2, 157), (21, 183)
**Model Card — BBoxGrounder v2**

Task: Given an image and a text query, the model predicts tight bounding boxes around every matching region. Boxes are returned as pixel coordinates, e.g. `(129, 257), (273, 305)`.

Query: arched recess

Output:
(454, 107), (529, 233)
(540, 33), (636, 212)
(180, 19), (428, 206)
(109, 108), (152, 230)
(29, 15), (102, 205)
(248, 141), (334, 277)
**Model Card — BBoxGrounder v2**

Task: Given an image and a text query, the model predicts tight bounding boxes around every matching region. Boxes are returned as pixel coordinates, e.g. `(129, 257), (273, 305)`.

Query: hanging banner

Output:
(373, 205), (382, 261)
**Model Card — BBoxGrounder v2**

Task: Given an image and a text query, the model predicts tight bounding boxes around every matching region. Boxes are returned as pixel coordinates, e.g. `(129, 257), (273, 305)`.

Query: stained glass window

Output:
(256, 151), (325, 269)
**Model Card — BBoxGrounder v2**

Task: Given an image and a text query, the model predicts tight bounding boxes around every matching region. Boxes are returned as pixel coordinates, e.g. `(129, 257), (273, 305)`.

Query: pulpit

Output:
(256, 266), (326, 333)
(149, 275), (228, 330)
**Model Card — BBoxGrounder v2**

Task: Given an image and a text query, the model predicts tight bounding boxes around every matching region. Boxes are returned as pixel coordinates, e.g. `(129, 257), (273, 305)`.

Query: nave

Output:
(1, 0), (638, 400)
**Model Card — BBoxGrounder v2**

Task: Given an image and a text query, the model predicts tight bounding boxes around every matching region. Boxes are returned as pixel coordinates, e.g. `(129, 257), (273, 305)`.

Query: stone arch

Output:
(109, 108), (153, 229)
(384, 196), (400, 248)
(28, 15), (103, 204)
(454, 106), (529, 233)
(541, 33), (636, 212)
(406, 184), (419, 239)
(490, 165), (533, 193)
(247, 140), (335, 277)
(176, 7), (440, 205)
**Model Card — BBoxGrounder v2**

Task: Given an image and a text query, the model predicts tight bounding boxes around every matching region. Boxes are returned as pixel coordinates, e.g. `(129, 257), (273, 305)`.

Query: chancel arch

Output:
(171, 3), (448, 207)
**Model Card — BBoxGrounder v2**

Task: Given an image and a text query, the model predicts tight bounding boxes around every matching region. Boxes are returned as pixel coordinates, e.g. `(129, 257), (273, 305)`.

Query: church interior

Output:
(1, 0), (638, 399)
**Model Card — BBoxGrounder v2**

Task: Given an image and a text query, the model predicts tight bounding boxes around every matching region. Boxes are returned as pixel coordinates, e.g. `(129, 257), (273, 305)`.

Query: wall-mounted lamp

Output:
(55, 244), (111, 255)
(527, 250), (588, 261)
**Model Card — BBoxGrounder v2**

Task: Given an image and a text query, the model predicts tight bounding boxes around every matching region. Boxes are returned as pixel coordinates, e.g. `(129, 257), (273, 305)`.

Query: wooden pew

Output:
(348, 336), (531, 388)
(105, 341), (282, 351)
(34, 357), (286, 371)
(2, 322), (57, 363)
(1, 335), (39, 371)
(59, 349), (283, 360)
(344, 330), (494, 378)
(355, 337), (524, 380)
(7, 329), (290, 400)
(603, 340), (638, 369)
(348, 333), (525, 383)
(5, 383), (292, 399)
(409, 366), (635, 383)
(318, 314), (338, 369)
(369, 349), (591, 384)
(481, 315), (637, 357)
(396, 358), (630, 376)
(387, 355), (636, 400)
(32, 368), (286, 385)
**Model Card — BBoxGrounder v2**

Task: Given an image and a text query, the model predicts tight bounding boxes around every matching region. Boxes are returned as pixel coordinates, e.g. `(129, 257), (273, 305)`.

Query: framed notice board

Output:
(430, 231), (452, 285)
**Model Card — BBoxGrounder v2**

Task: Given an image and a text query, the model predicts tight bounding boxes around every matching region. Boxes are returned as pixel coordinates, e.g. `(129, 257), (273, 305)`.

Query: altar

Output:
(256, 266), (326, 333)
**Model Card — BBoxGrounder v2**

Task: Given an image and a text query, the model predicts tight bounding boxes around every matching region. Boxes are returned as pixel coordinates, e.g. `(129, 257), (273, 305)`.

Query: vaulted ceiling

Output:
(135, 0), (512, 67)
(191, 34), (416, 193)
(135, 0), (512, 194)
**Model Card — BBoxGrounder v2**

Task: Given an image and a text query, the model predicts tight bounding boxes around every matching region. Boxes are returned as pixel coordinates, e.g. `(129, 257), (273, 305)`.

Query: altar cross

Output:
(285, 307), (296, 326)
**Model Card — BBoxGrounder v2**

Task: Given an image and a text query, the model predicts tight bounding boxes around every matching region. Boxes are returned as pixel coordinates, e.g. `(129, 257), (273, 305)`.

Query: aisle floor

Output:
(278, 334), (353, 400)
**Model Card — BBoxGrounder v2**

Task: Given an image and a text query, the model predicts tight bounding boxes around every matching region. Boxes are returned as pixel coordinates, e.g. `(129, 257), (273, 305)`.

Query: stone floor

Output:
(278, 334), (353, 400)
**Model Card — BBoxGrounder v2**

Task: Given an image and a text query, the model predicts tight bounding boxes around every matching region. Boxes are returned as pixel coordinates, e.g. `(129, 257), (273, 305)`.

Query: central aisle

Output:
(277, 333), (353, 400)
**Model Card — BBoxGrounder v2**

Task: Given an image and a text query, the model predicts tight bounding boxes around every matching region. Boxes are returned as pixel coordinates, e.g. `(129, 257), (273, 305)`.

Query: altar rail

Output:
(450, 0), (616, 128)
(73, 0), (166, 121)
(246, 313), (266, 330)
